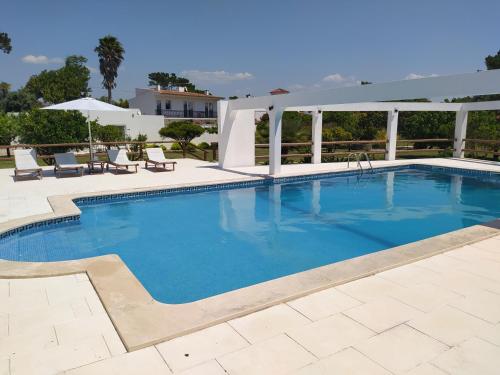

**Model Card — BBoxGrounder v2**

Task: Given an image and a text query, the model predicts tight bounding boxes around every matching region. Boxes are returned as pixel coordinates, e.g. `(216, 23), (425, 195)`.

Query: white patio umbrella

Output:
(43, 97), (128, 160)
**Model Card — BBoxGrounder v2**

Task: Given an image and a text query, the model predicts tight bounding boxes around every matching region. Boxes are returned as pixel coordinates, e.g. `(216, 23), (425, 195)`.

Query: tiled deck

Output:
(1, 235), (499, 374)
(1, 157), (500, 374)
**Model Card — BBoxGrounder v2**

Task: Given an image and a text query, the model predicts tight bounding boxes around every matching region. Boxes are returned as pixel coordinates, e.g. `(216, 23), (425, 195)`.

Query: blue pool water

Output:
(1, 167), (500, 303)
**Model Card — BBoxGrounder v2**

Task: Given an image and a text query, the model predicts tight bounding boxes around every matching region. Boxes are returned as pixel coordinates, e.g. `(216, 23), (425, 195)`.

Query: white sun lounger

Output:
(145, 148), (177, 171)
(106, 149), (139, 173)
(54, 152), (85, 177)
(14, 148), (43, 180)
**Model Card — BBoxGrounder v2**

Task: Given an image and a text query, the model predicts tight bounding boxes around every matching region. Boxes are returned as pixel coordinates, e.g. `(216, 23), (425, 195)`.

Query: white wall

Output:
(88, 109), (218, 149)
(87, 109), (164, 141)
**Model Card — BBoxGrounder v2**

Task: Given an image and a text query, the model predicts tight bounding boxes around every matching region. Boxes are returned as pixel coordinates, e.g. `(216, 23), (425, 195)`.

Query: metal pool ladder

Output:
(346, 152), (373, 174)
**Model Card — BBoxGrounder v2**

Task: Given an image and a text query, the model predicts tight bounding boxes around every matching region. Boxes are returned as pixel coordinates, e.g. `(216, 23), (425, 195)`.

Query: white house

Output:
(129, 86), (223, 123)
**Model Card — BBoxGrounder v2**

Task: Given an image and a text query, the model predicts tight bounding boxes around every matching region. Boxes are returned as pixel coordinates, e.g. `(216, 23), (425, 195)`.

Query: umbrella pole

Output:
(87, 110), (93, 161)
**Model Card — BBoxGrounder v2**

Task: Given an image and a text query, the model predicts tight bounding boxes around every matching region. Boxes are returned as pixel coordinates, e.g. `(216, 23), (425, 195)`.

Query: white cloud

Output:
(405, 73), (439, 80)
(321, 73), (360, 88)
(21, 55), (64, 64)
(182, 70), (254, 83)
(322, 73), (348, 83)
(288, 73), (361, 93)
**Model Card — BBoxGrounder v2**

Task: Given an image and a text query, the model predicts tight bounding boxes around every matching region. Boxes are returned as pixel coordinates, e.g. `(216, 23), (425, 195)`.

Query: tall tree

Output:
(485, 50), (500, 70)
(159, 121), (204, 157)
(25, 55), (90, 104)
(0, 32), (12, 54)
(148, 72), (202, 93)
(95, 35), (125, 103)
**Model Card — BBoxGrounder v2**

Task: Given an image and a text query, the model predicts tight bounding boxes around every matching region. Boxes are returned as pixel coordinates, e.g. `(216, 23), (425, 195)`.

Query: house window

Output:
(205, 103), (209, 117)
(165, 100), (171, 110)
(209, 102), (214, 117)
(156, 100), (162, 115)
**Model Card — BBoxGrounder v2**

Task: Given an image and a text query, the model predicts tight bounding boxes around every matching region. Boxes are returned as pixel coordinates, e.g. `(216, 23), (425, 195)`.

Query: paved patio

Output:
(1, 157), (500, 374)
(1, 235), (499, 374)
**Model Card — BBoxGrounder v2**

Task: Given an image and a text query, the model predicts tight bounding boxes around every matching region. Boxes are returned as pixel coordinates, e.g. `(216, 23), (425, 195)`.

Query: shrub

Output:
(170, 142), (182, 151)
(197, 142), (210, 149)
(18, 109), (98, 161)
(159, 121), (205, 157)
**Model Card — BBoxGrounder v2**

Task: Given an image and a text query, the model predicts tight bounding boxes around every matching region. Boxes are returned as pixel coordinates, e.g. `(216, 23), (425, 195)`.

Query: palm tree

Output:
(0, 32), (12, 54)
(94, 35), (124, 102)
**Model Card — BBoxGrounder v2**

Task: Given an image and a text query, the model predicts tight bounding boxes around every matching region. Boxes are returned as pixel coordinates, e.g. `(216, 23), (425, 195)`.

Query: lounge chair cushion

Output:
(146, 148), (169, 163)
(14, 149), (40, 170)
(54, 153), (85, 169)
(107, 149), (137, 166)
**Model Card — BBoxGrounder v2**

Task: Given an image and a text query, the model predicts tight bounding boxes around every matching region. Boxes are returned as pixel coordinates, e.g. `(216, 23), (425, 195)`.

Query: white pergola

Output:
(217, 70), (500, 175)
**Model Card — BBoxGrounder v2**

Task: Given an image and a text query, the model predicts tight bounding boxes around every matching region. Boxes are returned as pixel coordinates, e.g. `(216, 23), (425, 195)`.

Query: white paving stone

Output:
(65, 347), (171, 375)
(432, 337), (500, 375)
(0, 359), (8, 375)
(449, 289), (500, 324)
(175, 360), (226, 375)
(156, 323), (249, 372)
(217, 334), (315, 375)
(335, 276), (406, 303)
(408, 305), (493, 346)
(388, 282), (462, 313)
(405, 363), (448, 375)
(355, 324), (448, 374)
(476, 323), (500, 346)
(287, 313), (374, 358)
(10, 335), (110, 375)
(343, 296), (423, 333)
(377, 263), (440, 287)
(286, 288), (362, 321)
(55, 314), (126, 356)
(292, 347), (391, 375)
(0, 326), (57, 361)
(228, 304), (310, 343)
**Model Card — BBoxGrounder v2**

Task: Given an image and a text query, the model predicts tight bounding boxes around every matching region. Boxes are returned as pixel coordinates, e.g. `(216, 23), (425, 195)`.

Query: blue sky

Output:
(2, 0), (500, 99)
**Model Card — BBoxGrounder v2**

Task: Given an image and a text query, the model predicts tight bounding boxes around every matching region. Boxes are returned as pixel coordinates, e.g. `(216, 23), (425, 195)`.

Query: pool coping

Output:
(1, 162), (500, 351)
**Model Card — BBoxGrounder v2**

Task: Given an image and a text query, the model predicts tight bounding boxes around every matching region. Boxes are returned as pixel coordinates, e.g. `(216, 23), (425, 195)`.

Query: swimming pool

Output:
(1, 166), (499, 303)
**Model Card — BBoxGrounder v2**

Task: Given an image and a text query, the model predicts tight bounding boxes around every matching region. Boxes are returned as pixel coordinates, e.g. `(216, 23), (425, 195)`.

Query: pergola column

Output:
(311, 110), (323, 164)
(453, 110), (468, 158)
(269, 107), (283, 175)
(385, 109), (399, 161)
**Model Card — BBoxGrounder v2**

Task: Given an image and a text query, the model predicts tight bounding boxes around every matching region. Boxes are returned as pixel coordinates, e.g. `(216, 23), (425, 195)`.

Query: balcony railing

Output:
(157, 109), (217, 118)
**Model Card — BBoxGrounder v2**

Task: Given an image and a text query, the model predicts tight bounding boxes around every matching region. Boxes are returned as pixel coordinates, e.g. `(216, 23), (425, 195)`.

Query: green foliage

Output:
(0, 113), (19, 152)
(255, 112), (312, 144)
(147, 72), (202, 93)
(97, 125), (125, 144)
(25, 55), (91, 104)
(0, 82), (10, 97)
(485, 50), (500, 70)
(197, 142), (210, 149)
(97, 96), (129, 108)
(0, 88), (39, 113)
(206, 126), (218, 134)
(95, 35), (125, 102)
(229, 96), (238, 100)
(0, 32), (12, 54)
(398, 111), (455, 146)
(170, 142), (182, 151)
(159, 121), (205, 156)
(18, 109), (98, 157)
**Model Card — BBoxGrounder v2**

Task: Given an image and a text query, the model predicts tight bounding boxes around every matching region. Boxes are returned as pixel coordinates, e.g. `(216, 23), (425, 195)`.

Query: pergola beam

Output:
(218, 70), (500, 175)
